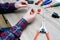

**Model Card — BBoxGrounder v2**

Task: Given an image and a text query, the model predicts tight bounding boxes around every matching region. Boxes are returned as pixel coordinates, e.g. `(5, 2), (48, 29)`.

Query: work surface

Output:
(0, 0), (60, 40)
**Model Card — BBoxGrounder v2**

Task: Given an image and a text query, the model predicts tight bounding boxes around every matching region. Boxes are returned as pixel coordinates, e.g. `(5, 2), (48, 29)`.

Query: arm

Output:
(10, 18), (28, 37)
(0, 18), (28, 40)
(0, 1), (28, 13)
(0, 9), (37, 40)
(0, 2), (17, 13)
(10, 9), (37, 38)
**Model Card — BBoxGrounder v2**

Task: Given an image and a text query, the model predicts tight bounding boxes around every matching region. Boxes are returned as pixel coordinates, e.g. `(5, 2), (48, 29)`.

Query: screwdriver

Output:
(25, 0), (34, 4)
(45, 3), (60, 8)
(41, 0), (52, 6)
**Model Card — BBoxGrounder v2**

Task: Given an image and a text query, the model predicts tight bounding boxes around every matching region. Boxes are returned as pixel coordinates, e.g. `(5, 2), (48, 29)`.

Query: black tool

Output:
(25, 0), (34, 4)
(52, 12), (60, 18)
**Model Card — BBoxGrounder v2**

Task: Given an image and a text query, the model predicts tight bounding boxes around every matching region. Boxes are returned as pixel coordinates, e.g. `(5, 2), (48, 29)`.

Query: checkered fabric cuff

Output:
(18, 18), (28, 29)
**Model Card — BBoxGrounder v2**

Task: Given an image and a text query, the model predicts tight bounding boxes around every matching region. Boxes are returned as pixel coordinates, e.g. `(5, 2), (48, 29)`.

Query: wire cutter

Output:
(33, 21), (50, 40)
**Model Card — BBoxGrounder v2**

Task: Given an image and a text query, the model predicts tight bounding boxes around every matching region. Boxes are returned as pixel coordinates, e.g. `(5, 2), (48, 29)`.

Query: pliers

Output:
(33, 21), (50, 40)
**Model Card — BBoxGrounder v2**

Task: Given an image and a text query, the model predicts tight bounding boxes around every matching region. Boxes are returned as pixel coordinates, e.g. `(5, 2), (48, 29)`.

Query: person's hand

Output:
(23, 9), (37, 23)
(15, 0), (28, 9)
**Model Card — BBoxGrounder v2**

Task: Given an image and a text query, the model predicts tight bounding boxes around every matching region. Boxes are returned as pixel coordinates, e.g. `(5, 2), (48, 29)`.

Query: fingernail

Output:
(30, 9), (35, 15)
(21, 2), (27, 5)
(31, 9), (34, 13)
(37, 9), (41, 14)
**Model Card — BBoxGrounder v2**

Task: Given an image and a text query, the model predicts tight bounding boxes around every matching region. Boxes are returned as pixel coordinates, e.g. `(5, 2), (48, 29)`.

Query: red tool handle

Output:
(46, 33), (50, 40)
(35, 0), (43, 5)
(34, 31), (40, 40)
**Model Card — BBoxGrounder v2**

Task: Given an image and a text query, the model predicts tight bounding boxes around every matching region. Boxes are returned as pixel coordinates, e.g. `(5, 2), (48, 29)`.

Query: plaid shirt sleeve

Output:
(0, 18), (28, 40)
(0, 2), (17, 13)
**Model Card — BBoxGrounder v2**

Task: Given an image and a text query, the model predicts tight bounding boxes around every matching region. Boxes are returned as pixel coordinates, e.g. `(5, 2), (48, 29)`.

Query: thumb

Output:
(33, 10), (37, 16)
(21, 5), (27, 7)
(31, 9), (37, 16)
(20, 0), (28, 5)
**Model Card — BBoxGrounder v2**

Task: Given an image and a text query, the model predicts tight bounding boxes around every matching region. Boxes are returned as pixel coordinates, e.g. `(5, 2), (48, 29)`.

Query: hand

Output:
(23, 9), (37, 23)
(15, 0), (28, 9)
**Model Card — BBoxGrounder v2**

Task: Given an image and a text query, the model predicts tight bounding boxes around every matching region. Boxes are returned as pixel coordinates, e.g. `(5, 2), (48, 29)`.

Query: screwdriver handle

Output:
(46, 3), (60, 8)
(35, 0), (43, 5)
(34, 31), (40, 40)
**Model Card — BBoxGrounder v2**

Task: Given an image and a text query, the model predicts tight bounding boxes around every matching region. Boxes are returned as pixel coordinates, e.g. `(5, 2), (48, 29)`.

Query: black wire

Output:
(2, 14), (7, 24)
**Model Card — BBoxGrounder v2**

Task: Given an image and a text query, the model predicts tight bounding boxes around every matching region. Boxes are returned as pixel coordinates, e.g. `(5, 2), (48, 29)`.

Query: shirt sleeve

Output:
(0, 2), (17, 13)
(0, 18), (28, 40)
(10, 18), (28, 38)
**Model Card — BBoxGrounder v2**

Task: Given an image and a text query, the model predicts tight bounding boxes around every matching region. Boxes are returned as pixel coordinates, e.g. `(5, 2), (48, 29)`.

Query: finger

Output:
(30, 9), (35, 15)
(28, 8), (32, 12)
(30, 8), (37, 16)
(33, 9), (37, 15)
(37, 8), (41, 14)
(21, 1), (28, 5)
(21, 5), (27, 7)
(21, 2), (27, 5)
(24, 1), (28, 5)
(27, 8), (35, 15)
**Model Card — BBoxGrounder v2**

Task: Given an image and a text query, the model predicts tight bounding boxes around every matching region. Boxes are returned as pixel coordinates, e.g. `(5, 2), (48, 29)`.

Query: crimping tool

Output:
(34, 21), (50, 40)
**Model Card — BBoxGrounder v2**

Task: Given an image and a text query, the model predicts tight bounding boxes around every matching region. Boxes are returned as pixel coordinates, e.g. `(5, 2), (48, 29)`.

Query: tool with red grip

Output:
(35, 0), (43, 5)
(34, 20), (50, 40)
(34, 27), (50, 40)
